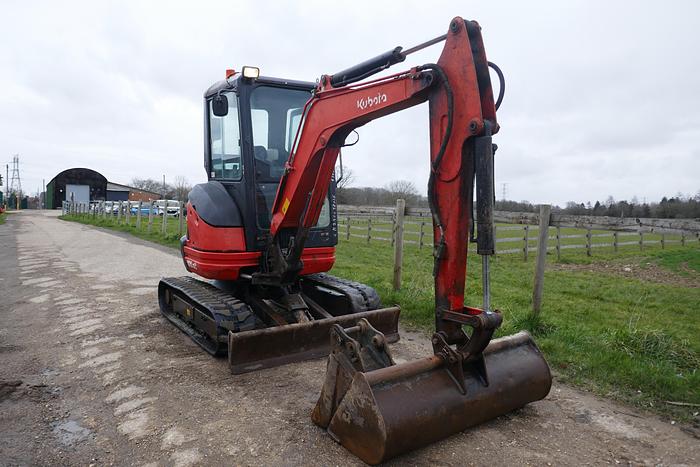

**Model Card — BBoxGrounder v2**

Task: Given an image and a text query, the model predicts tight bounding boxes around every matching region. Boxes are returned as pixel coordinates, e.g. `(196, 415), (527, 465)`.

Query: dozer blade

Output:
(312, 325), (551, 465)
(228, 306), (400, 374)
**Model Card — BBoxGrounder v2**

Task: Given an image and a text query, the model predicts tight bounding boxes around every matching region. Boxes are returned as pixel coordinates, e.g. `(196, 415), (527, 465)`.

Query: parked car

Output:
(155, 200), (182, 217)
(129, 203), (157, 216)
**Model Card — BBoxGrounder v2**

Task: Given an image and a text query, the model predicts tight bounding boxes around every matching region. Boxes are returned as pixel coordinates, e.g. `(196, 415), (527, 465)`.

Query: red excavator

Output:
(159, 16), (551, 464)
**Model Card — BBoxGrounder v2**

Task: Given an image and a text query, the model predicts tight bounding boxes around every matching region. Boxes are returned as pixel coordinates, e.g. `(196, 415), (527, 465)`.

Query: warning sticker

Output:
(282, 198), (290, 214)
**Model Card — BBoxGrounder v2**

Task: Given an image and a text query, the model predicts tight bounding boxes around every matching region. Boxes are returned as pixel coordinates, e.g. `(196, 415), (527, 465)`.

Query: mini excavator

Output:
(159, 16), (551, 464)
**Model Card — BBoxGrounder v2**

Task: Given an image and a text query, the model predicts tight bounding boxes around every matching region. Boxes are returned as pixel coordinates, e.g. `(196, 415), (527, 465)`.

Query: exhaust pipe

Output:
(312, 320), (551, 465)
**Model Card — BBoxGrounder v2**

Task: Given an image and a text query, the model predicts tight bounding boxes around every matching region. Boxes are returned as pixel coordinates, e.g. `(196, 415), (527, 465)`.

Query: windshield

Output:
(249, 86), (310, 182)
(250, 86), (329, 229)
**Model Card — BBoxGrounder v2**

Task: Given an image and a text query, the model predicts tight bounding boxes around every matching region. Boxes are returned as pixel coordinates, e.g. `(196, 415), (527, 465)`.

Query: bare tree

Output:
(385, 180), (419, 206)
(131, 178), (165, 194)
(335, 167), (355, 191)
(335, 167), (355, 204)
(173, 176), (192, 203)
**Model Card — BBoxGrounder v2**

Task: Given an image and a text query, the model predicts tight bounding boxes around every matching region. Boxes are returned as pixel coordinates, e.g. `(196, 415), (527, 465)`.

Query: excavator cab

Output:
(204, 73), (335, 254)
(158, 70), (401, 372)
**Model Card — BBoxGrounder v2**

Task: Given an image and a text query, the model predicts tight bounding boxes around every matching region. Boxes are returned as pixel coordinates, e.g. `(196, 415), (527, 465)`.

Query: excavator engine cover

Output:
(312, 321), (552, 465)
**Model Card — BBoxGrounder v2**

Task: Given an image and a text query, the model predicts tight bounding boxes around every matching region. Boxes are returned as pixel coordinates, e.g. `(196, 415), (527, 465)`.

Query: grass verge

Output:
(61, 212), (700, 420)
(60, 212), (182, 249)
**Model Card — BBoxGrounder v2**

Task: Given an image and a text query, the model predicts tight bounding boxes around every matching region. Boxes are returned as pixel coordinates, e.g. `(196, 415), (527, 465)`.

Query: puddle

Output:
(52, 420), (92, 445)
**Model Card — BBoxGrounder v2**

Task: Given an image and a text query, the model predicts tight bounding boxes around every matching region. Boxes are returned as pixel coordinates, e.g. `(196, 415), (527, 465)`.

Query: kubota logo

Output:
(357, 92), (388, 110)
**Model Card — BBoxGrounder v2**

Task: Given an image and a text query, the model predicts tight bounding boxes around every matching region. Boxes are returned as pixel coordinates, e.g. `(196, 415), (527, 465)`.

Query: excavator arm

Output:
(258, 18), (500, 350)
(305, 17), (552, 464)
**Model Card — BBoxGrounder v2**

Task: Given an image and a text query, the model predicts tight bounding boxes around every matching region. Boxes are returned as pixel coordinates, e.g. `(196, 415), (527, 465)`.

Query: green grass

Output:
(331, 236), (700, 420)
(0, 211), (6, 225)
(647, 248), (700, 275)
(60, 212), (184, 249)
(61, 211), (700, 420)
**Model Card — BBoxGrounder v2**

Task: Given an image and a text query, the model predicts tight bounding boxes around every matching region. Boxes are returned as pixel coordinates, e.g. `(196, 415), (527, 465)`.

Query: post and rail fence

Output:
(337, 202), (700, 311)
(62, 199), (187, 238)
(338, 204), (700, 260)
(61, 199), (700, 314)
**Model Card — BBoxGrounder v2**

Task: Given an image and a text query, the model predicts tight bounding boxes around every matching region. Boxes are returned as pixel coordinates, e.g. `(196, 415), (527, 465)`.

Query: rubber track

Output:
(159, 276), (259, 333)
(302, 273), (381, 312)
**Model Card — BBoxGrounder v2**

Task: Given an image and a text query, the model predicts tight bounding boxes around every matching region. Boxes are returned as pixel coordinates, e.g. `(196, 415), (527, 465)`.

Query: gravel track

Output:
(0, 210), (697, 466)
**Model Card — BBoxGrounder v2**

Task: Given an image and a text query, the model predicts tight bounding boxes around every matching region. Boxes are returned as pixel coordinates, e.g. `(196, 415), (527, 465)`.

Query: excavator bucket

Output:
(228, 307), (400, 374)
(312, 320), (552, 465)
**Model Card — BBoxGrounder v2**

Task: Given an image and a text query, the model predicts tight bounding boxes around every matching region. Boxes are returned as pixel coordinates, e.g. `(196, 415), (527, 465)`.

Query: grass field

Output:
(0, 211), (7, 225)
(61, 211), (700, 420)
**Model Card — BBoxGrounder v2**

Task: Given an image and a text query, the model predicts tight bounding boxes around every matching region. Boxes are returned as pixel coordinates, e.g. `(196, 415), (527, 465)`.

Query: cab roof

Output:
(204, 74), (316, 98)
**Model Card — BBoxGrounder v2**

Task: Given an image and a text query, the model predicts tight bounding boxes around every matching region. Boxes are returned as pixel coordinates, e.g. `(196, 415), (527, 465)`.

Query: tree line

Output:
(336, 169), (699, 219)
(130, 176), (192, 202)
(494, 193), (700, 219)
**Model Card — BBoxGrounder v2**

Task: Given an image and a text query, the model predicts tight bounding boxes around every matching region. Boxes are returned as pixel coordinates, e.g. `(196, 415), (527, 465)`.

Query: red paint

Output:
(183, 245), (335, 280)
(185, 203), (246, 252)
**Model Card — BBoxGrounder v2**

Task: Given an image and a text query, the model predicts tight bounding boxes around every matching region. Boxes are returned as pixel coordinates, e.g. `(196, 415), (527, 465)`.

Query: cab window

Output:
(209, 92), (243, 180)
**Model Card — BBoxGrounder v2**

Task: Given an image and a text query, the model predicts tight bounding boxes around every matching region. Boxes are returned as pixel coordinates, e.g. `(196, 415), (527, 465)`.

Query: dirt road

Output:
(1, 211), (697, 466)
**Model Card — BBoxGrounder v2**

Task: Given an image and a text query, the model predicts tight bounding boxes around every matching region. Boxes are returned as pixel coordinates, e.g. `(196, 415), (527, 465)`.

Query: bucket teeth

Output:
(313, 329), (552, 465)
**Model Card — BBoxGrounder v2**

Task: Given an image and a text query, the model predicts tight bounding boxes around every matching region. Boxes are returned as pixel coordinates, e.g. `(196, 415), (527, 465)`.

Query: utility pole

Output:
(42, 178), (46, 209)
(162, 174), (166, 199)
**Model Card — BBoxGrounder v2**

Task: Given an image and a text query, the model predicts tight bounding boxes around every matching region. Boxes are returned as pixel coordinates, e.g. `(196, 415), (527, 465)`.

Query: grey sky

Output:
(1, 1), (698, 206)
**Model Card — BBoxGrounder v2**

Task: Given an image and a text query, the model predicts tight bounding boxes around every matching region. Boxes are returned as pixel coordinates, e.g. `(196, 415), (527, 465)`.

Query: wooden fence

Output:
(62, 200), (187, 237)
(339, 202), (700, 307)
(338, 204), (700, 261)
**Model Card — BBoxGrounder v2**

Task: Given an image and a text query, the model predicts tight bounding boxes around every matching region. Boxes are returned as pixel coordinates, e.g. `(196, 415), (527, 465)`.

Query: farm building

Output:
(46, 168), (107, 209)
(106, 182), (160, 202)
(45, 168), (161, 208)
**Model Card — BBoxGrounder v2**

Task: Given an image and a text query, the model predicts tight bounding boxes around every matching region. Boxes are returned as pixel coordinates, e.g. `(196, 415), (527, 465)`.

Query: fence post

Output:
(556, 226), (561, 261)
(178, 201), (184, 236)
(661, 233), (665, 249)
(523, 225), (529, 261)
(532, 204), (551, 316)
(419, 221), (425, 250)
(393, 199), (406, 291)
(346, 216), (351, 240)
(125, 200), (131, 225)
(639, 231), (644, 251)
(136, 200), (142, 229)
(681, 232), (686, 247)
(161, 202), (168, 235)
(148, 201), (154, 233)
(117, 201), (122, 223)
(586, 228), (592, 256)
(367, 218), (372, 243)
(391, 212), (397, 247)
(613, 231), (618, 253)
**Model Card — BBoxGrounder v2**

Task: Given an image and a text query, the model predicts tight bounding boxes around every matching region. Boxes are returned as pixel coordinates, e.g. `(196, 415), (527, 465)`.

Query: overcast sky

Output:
(1, 1), (698, 206)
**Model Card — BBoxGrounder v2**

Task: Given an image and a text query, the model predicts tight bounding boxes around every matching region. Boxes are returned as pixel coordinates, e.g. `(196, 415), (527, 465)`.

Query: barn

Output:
(45, 168), (107, 209)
